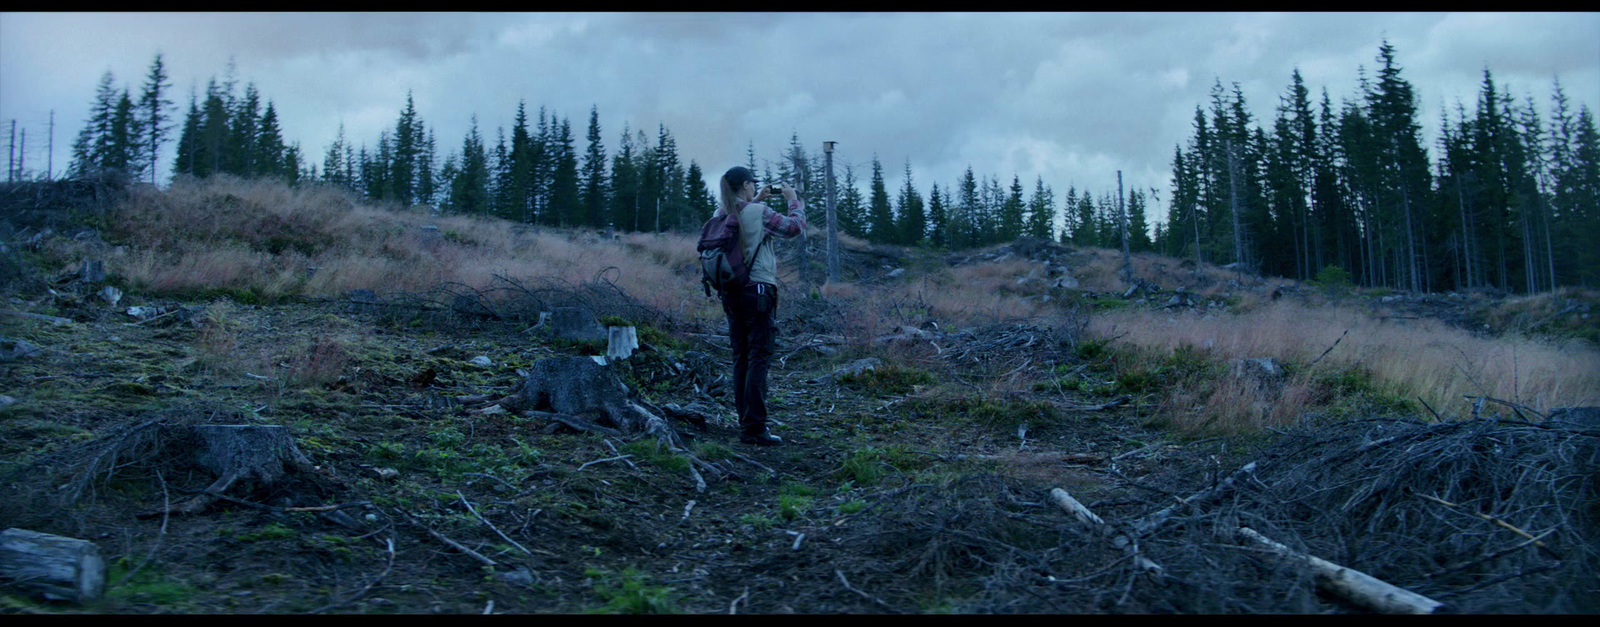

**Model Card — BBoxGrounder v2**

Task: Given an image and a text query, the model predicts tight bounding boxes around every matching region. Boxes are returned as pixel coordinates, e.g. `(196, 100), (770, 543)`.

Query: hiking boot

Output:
(739, 429), (783, 446)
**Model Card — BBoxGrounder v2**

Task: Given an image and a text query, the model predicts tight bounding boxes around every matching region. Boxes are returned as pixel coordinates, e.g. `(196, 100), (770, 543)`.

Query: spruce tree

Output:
(580, 105), (607, 228)
(999, 175), (1025, 242)
(548, 117), (581, 228)
(173, 91), (201, 180)
(836, 164), (865, 238)
(227, 84), (261, 177)
(69, 71), (118, 178)
(391, 92), (420, 205)
(254, 102), (286, 180)
(866, 157), (895, 243)
(1026, 176), (1055, 240)
(685, 160), (716, 221)
(955, 167), (980, 249)
(926, 182), (947, 248)
(609, 124), (639, 230)
(450, 116), (491, 216)
(138, 53), (173, 184)
(895, 161), (926, 245)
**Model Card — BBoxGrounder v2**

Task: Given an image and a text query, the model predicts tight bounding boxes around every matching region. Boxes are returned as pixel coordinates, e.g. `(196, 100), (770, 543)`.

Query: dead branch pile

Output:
(831, 417), (1598, 613)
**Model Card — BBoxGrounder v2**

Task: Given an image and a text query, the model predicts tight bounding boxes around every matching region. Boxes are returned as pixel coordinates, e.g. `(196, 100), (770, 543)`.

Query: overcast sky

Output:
(2, 12), (1597, 228)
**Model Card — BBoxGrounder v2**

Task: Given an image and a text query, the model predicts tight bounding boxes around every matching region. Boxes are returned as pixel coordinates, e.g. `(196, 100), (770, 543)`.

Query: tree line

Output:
(1161, 41), (1600, 292)
(64, 49), (1597, 292)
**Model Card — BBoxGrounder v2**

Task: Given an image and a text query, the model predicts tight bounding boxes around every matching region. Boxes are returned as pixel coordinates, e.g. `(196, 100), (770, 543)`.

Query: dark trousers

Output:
(722, 282), (777, 435)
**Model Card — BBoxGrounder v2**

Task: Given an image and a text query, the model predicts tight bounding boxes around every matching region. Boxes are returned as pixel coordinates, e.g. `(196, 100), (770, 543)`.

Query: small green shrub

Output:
(838, 365), (934, 395)
(777, 494), (813, 521)
(585, 567), (679, 614)
(1313, 264), (1354, 288)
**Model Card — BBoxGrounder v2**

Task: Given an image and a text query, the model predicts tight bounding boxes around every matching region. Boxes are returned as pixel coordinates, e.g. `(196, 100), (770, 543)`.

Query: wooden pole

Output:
(824, 141), (839, 283)
(1119, 170), (1131, 286)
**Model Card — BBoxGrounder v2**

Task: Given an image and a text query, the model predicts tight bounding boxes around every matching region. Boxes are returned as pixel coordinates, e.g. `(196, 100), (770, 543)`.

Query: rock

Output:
(886, 268), (905, 278)
(831, 358), (882, 380)
(1232, 358), (1285, 382)
(126, 306), (161, 320)
(496, 566), (536, 587)
(98, 286), (122, 306)
(0, 395), (17, 409)
(469, 355), (493, 367)
(347, 289), (379, 315)
(78, 260), (105, 284)
(1381, 295), (1402, 303)
(1053, 275), (1079, 290)
(0, 338), (42, 362)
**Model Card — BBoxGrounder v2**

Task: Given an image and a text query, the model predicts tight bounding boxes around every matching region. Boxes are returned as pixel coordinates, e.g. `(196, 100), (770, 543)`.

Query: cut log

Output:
(0, 528), (106, 603)
(1237, 527), (1444, 614)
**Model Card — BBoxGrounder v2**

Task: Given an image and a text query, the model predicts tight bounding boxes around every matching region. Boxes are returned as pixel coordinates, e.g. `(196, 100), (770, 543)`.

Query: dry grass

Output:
(104, 176), (710, 323)
(1091, 299), (1600, 431)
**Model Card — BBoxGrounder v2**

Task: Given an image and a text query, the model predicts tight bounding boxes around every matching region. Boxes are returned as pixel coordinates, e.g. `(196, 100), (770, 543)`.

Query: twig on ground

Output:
(575, 454), (634, 472)
(405, 512), (497, 568)
(458, 490), (538, 559)
(117, 470), (169, 587)
(310, 536), (396, 614)
(835, 569), (896, 612)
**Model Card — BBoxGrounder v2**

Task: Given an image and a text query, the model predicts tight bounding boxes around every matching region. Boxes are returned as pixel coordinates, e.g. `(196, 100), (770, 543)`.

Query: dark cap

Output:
(723, 166), (758, 186)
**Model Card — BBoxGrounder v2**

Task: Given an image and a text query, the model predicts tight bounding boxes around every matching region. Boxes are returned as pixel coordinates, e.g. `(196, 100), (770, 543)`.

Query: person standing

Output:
(715, 166), (806, 446)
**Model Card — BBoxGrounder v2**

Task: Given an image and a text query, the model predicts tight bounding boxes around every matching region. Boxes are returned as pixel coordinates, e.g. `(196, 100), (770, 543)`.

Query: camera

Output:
(765, 184), (783, 196)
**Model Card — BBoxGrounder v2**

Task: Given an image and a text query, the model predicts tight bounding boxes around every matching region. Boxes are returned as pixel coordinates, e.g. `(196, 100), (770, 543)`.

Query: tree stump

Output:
(165, 425), (314, 515)
(503, 356), (681, 446)
(0, 528), (106, 603)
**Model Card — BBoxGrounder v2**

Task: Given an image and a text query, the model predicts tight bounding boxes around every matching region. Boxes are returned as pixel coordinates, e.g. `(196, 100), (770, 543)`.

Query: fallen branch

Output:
(575, 454), (634, 472)
(405, 512), (497, 568)
(1415, 493), (1561, 560)
(1, 309), (73, 325)
(1237, 526), (1443, 614)
(1048, 487), (1164, 577)
(1308, 328), (1350, 368)
(530, 411), (624, 438)
(457, 491), (537, 559)
(835, 569), (896, 612)
(1130, 461), (1257, 538)
(309, 536), (395, 614)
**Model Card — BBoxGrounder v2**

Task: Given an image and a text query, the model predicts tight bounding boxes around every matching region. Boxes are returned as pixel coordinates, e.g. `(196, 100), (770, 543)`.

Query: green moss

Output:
(621, 439), (691, 473)
(837, 365), (934, 395)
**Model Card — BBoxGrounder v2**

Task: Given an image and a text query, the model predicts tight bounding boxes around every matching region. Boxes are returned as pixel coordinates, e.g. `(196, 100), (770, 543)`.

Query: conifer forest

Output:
(50, 42), (1600, 294)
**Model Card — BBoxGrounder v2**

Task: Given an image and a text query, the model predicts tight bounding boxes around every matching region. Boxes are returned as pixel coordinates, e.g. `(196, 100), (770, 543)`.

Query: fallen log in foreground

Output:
(1238, 527), (1445, 614)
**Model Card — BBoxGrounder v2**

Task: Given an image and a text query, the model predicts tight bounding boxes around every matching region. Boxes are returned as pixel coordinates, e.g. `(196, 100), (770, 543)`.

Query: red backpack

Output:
(697, 202), (765, 297)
